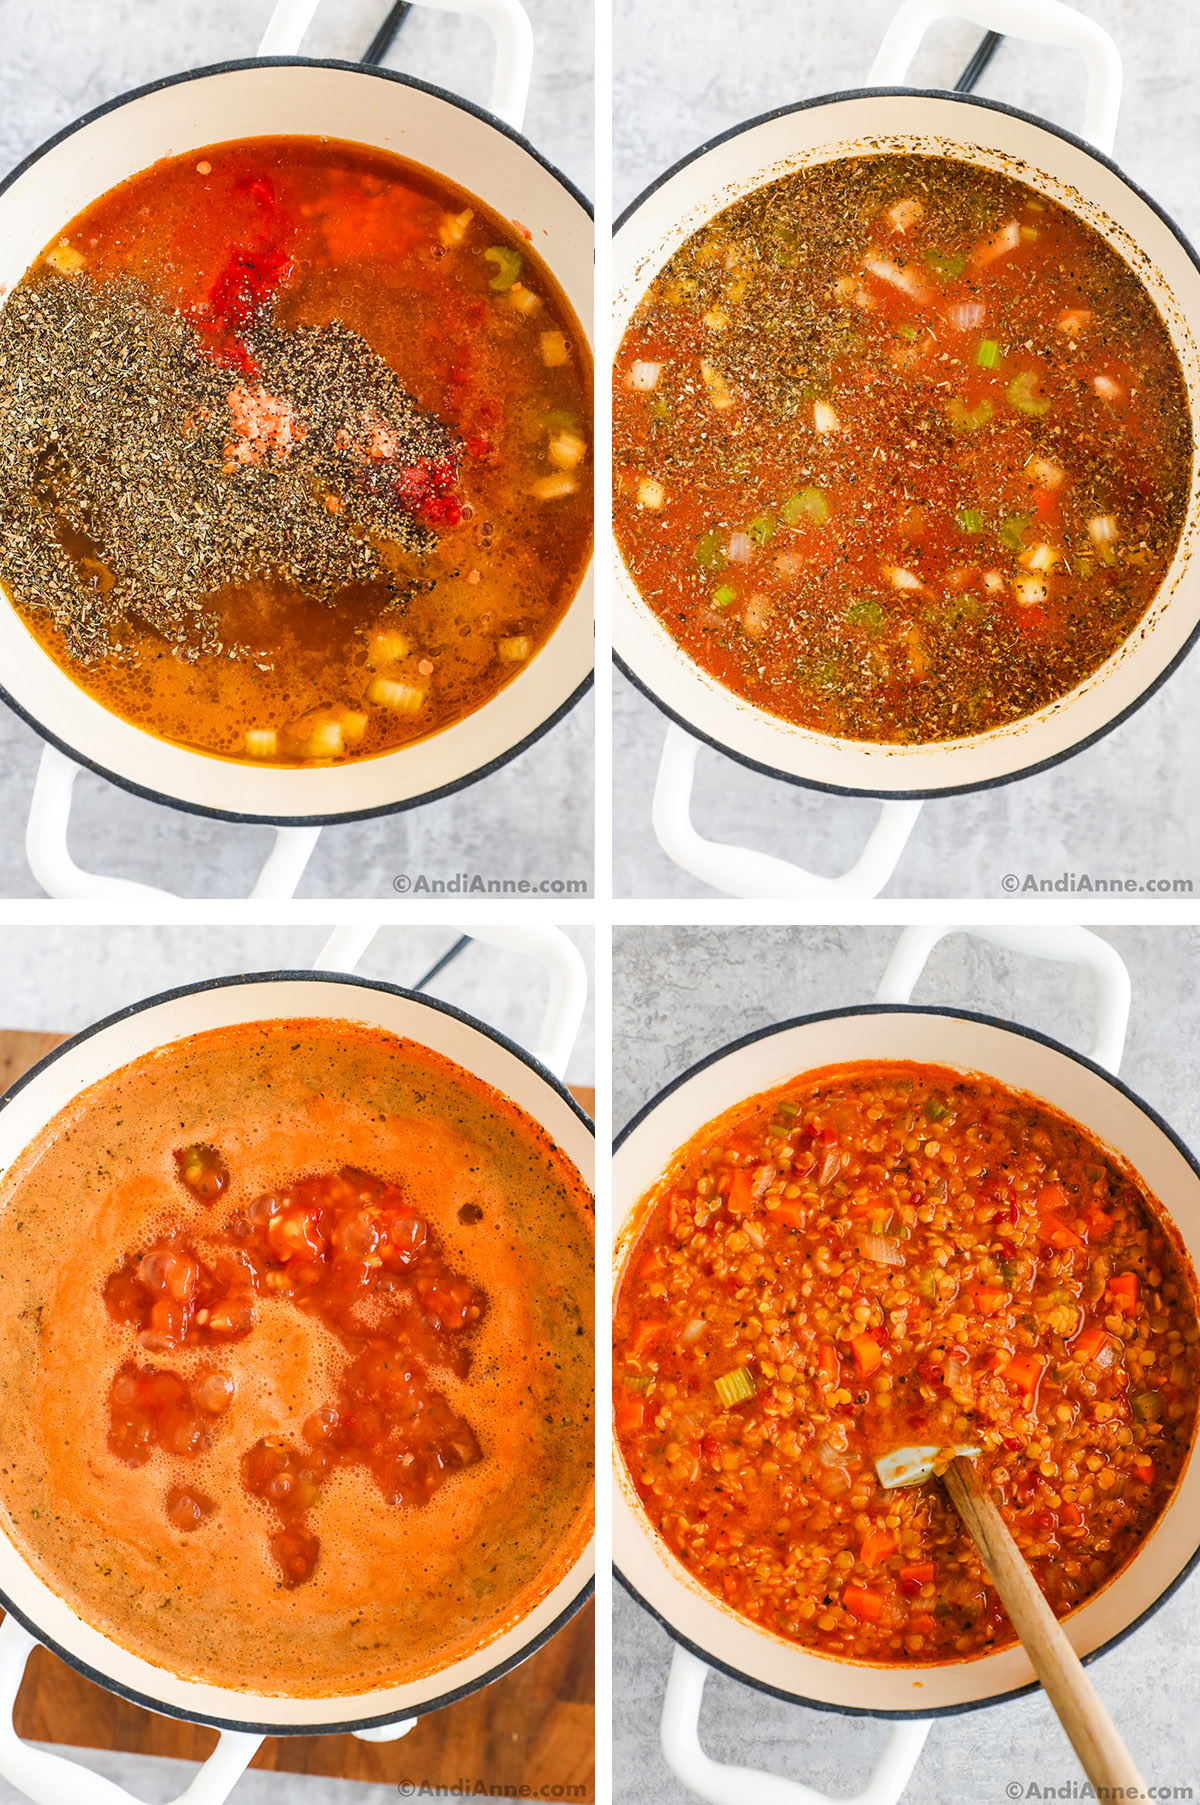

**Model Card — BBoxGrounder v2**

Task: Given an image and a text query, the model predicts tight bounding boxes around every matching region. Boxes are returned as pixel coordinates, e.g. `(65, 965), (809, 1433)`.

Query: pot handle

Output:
(0, 1615), (261, 1805)
(869, 0), (1123, 156)
(23, 743), (321, 902)
(661, 1644), (931, 1805)
(313, 922), (587, 1080)
(651, 724), (921, 900)
(875, 923), (1131, 1075)
(259, 0), (534, 131)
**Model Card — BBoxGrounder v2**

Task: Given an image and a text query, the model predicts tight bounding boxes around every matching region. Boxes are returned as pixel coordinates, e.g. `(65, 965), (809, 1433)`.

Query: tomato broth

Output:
(0, 1019), (594, 1695)
(613, 155), (1191, 743)
(0, 137), (592, 766)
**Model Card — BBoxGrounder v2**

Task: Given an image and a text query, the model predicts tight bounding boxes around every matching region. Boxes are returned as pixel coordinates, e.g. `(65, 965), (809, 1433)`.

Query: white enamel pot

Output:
(0, 0), (593, 832)
(612, 927), (1200, 1800)
(612, 0), (1200, 803)
(0, 935), (594, 1805)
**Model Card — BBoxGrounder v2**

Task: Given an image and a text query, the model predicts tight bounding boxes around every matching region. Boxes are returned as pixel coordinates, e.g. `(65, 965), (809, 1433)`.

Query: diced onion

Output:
(857, 1232), (904, 1267)
(813, 400), (840, 434)
(702, 307), (728, 330)
(437, 207), (474, 248)
(244, 729), (277, 759)
(1093, 373), (1122, 401)
(303, 719), (344, 758)
(540, 331), (570, 368)
(627, 359), (662, 391)
(1028, 456), (1065, 489)
(1088, 514), (1119, 546)
(700, 360), (735, 409)
(886, 566), (923, 591)
(946, 301), (986, 331)
(549, 431), (588, 470)
(815, 1439), (841, 1466)
(367, 628), (412, 667)
(636, 477), (665, 510)
(1013, 574), (1048, 606)
(499, 635), (532, 663)
(507, 283), (541, 315)
(367, 677), (425, 713)
(1019, 543), (1060, 573)
(972, 220), (1021, 266)
(681, 1319), (707, 1345)
(741, 593), (773, 637)
(727, 531), (752, 563)
(984, 569), (1005, 593)
(338, 710), (368, 744)
(530, 472), (578, 500)
(1056, 307), (1092, 335)
(46, 240), (86, 275)
(863, 256), (929, 300)
(885, 197), (924, 235)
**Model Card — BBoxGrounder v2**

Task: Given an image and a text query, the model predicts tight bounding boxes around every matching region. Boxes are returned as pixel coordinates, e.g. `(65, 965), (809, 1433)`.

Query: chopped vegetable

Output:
(1006, 370), (1051, 416)
(507, 282), (540, 315)
(695, 529), (726, 570)
(483, 244), (522, 291)
(813, 400), (840, 433)
(627, 358), (661, 390)
(860, 1528), (897, 1567)
(367, 628), (411, 668)
(781, 487), (829, 527)
(437, 207), (474, 249)
(549, 431), (587, 470)
(843, 1584), (884, 1622)
(850, 1334), (883, 1376)
(1132, 1390), (1163, 1422)
(975, 338), (1000, 369)
(540, 330), (570, 367)
(957, 507), (982, 533)
(748, 513), (774, 546)
(998, 515), (1032, 553)
(244, 728), (277, 759)
(714, 1367), (756, 1409)
(925, 249), (966, 280)
(1108, 1272), (1139, 1312)
(946, 397), (994, 431)
(366, 677), (425, 714)
(700, 360), (735, 410)
(848, 599), (883, 631)
(530, 473), (577, 500)
(637, 477), (665, 510)
(498, 636), (532, 663)
(712, 584), (737, 608)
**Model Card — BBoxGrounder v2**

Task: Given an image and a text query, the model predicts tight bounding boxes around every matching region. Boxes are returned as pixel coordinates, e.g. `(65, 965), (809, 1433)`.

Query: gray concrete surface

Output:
(0, 0), (594, 899)
(612, 0), (1200, 898)
(612, 923), (1200, 1805)
(0, 922), (595, 1087)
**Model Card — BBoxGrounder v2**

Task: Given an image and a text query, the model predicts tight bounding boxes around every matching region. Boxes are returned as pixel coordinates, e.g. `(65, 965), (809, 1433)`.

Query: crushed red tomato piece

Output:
(613, 1060), (1200, 1664)
(174, 1143), (230, 1203)
(102, 1164), (486, 1587)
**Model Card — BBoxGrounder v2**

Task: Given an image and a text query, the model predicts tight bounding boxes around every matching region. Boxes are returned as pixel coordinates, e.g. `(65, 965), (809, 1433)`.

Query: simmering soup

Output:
(0, 1018), (594, 1695)
(0, 137), (592, 766)
(613, 155), (1191, 744)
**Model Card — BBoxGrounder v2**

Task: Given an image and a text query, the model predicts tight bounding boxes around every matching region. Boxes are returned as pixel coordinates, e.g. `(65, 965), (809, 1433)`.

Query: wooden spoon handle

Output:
(944, 1457), (1146, 1796)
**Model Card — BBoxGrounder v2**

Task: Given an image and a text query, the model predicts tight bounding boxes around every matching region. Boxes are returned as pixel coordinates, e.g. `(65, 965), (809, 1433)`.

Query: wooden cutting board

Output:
(0, 1030), (595, 1797)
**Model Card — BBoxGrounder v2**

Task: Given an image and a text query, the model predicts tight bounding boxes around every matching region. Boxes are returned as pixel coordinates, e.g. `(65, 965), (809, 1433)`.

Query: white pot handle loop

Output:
(259, 0), (534, 131)
(312, 923), (586, 1080)
(0, 1615), (261, 1805)
(661, 1644), (931, 1805)
(875, 923), (1131, 1075)
(652, 724), (921, 901)
(869, 0), (1123, 155)
(24, 744), (320, 902)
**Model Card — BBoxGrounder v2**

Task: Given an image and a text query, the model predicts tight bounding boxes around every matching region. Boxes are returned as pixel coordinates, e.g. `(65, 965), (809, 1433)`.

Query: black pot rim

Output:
(612, 83), (1200, 802)
(612, 1000), (1200, 1719)
(0, 964), (595, 1734)
(0, 54), (594, 826)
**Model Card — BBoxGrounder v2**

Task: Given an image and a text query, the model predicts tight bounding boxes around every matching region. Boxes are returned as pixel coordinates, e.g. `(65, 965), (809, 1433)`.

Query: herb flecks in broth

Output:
(613, 154), (1191, 744)
(0, 139), (592, 767)
(0, 274), (453, 660)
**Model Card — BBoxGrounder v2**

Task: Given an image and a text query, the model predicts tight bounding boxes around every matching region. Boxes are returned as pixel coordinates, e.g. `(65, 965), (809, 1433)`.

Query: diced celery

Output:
(999, 514), (1033, 553)
(926, 250), (966, 279)
(976, 339), (1000, 369)
(713, 584), (736, 608)
(925, 1097), (949, 1122)
(749, 513), (775, 546)
(624, 1373), (653, 1393)
(781, 486), (829, 526)
(695, 528), (726, 569)
(847, 599), (884, 632)
(484, 245), (522, 291)
(1006, 370), (1051, 416)
(898, 323), (919, 342)
(714, 1367), (756, 1409)
(946, 397), (994, 432)
(957, 507), (983, 533)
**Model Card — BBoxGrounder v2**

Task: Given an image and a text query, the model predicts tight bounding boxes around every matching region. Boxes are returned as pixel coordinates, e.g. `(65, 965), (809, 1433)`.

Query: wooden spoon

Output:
(877, 1444), (1146, 1795)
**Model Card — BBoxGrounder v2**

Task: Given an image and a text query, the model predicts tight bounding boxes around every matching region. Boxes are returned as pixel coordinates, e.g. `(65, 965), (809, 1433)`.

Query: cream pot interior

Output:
(612, 90), (1200, 798)
(0, 60), (594, 824)
(612, 1007), (1200, 1714)
(0, 973), (595, 1733)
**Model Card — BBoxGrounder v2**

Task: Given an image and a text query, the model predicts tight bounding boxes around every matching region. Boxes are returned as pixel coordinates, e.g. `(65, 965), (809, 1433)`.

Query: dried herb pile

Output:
(0, 270), (457, 661)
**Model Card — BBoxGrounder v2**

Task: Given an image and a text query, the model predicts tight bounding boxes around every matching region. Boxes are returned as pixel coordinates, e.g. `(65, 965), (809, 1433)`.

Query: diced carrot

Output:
(727, 1169), (755, 1215)
(628, 1320), (662, 1357)
(1037, 1183), (1070, 1215)
(900, 1562), (936, 1585)
(1003, 1352), (1045, 1395)
(1073, 1325), (1109, 1362)
(1083, 1207), (1115, 1239)
(1041, 1219), (1085, 1251)
(860, 1528), (897, 1568)
(638, 1246), (666, 1278)
(843, 1584), (884, 1622)
(971, 1286), (1009, 1315)
(1132, 1455), (1154, 1484)
(1108, 1273), (1139, 1311)
(615, 1395), (645, 1433)
(909, 1613), (939, 1635)
(850, 1334), (883, 1376)
(772, 1202), (807, 1230)
(1059, 1504), (1084, 1527)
